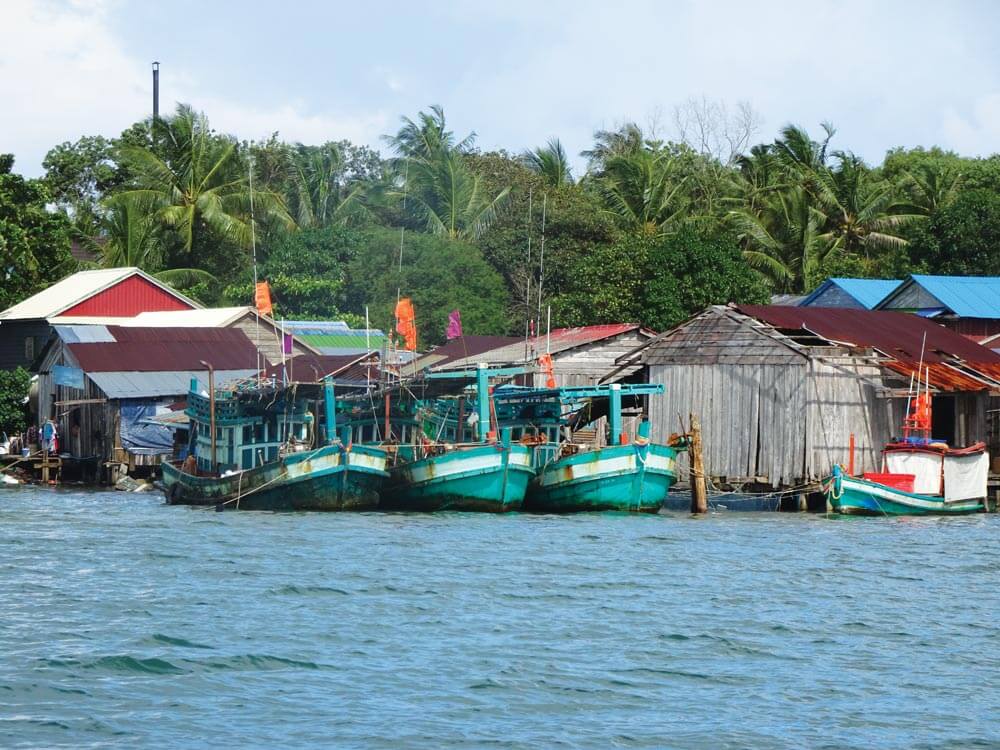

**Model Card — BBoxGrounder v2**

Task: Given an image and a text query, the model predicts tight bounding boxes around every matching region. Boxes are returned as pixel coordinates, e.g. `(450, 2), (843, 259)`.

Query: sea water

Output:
(1, 487), (998, 749)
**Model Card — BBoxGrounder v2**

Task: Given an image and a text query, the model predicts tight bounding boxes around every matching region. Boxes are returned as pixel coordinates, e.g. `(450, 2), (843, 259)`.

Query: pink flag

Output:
(446, 309), (462, 340)
(282, 333), (294, 355)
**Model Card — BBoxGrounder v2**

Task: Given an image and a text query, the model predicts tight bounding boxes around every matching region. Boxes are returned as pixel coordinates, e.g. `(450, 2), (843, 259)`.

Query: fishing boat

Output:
(491, 383), (685, 513)
(824, 366), (988, 516)
(377, 364), (535, 512)
(162, 375), (388, 511)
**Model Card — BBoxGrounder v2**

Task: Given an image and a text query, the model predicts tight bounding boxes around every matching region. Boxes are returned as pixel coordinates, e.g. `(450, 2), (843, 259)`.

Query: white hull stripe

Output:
(840, 477), (982, 511)
(539, 453), (675, 488)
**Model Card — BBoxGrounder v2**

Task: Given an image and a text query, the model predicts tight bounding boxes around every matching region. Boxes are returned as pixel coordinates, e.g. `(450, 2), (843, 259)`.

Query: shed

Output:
(0, 267), (199, 370)
(625, 305), (1000, 488)
(875, 275), (1000, 340)
(799, 278), (902, 309)
(35, 326), (259, 470)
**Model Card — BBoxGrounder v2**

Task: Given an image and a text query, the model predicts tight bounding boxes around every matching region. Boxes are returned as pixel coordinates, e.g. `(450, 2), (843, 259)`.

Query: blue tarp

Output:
(119, 401), (174, 456)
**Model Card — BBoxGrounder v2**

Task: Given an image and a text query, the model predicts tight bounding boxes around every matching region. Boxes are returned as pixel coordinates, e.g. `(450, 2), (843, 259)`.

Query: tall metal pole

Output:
(200, 360), (216, 474)
(152, 62), (160, 120)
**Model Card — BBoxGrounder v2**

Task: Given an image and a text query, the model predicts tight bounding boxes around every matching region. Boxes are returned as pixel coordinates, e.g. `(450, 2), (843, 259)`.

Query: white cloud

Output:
(0, 0), (389, 176)
(942, 94), (1000, 157)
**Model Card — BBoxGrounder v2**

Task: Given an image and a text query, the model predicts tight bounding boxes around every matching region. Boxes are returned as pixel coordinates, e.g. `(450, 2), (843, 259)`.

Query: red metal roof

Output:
(68, 327), (259, 372)
(543, 324), (644, 349)
(61, 275), (194, 317)
(738, 306), (1000, 364)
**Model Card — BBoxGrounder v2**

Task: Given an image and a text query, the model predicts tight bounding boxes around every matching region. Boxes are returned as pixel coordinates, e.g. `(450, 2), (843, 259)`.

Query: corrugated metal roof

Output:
(67, 327), (260, 372)
(127, 307), (249, 327)
(434, 324), (646, 371)
(800, 278), (902, 309)
(890, 275), (1000, 318)
(738, 305), (1000, 365)
(53, 325), (116, 343)
(0, 268), (199, 320)
(284, 320), (353, 333)
(404, 335), (520, 375)
(87, 369), (259, 399)
(263, 354), (376, 384)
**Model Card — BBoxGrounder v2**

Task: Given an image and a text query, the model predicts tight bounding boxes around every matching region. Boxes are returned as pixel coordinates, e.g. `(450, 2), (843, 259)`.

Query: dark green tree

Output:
(0, 367), (30, 434)
(0, 155), (74, 309)
(908, 189), (1000, 274)
(346, 228), (509, 345)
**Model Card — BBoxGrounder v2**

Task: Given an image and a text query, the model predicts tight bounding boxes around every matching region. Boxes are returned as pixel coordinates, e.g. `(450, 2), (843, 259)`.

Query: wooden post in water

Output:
(689, 413), (707, 514)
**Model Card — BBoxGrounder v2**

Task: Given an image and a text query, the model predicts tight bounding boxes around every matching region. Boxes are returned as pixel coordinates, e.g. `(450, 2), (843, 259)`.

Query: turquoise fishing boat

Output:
(162, 375), (388, 511)
(825, 444), (987, 516)
(824, 365), (988, 516)
(376, 364), (536, 512)
(493, 383), (686, 513)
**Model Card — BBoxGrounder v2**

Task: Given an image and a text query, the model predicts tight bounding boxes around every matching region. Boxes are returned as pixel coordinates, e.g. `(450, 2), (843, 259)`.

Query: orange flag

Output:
(255, 281), (273, 316)
(395, 297), (417, 351)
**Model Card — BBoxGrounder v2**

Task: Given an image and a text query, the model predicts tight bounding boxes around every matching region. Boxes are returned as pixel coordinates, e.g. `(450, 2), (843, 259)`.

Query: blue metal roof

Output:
(799, 278), (902, 309)
(905, 275), (1000, 318)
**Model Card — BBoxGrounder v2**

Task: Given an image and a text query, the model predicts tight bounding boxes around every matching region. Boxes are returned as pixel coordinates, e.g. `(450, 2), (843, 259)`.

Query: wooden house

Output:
(620, 305), (1000, 489)
(34, 326), (260, 473)
(0, 268), (199, 371)
(875, 275), (1000, 341)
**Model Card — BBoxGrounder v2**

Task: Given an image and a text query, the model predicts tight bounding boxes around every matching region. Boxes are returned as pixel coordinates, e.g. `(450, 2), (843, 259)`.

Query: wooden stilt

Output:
(690, 413), (707, 514)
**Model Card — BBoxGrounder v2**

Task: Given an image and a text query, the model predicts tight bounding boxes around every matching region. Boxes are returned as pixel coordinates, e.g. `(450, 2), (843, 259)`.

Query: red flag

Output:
(395, 297), (417, 351)
(255, 281), (273, 316)
(446, 309), (462, 340)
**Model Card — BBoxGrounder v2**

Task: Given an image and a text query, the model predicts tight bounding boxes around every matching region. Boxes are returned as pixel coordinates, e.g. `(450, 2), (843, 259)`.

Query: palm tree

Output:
(581, 122), (646, 174)
(386, 106), (508, 239)
(521, 138), (573, 187)
(385, 104), (475, 161)
(87, 193), (163, 269)
(730, 186), (836, 292)
(285, 142), (371, 228)
(596, 149), (689, 236)
(772, 123), (836, 177)
(119, 104), (293, 264)
(814, 152), (922, 256)
(405, 149), (509, 239)
(899, 162), (963, 216)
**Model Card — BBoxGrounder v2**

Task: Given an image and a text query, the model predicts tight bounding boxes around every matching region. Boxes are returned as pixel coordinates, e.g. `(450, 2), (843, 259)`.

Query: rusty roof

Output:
(737, 305), (1000, 391)
(263, 353), (378, 385)
(738, 306), (1000, 364)
(431, 324), (650, 371)
(67, 327), (260, 372)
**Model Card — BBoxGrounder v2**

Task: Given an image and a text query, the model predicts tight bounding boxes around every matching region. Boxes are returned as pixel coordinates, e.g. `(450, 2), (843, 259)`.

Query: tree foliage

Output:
(0, 155), (74, 309)
(0, 367), (30, 433)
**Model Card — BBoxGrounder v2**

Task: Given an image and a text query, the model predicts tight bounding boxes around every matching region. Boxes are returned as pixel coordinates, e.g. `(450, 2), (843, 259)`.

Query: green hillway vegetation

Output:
(5, 101), (1000, 344)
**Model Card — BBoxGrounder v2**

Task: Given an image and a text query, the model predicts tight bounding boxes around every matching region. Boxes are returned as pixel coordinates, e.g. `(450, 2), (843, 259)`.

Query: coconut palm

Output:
(86, 193), (163, 269)
(405, 149), (509, 239)
(285, 142), (371, 228)
(581, 122), (646, 174)
(814, 152), (923, 255)
(386, 106), (508, 239)
(385, 104), (475, 161)
(596, 149), (689, 236)
(730, 186), (836, 292)
(899, 162), (964, 216)
(521, 138), (573, 187)
(119, 104), (293, 263)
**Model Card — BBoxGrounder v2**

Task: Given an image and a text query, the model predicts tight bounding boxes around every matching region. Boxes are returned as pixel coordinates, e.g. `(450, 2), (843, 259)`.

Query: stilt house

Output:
(620, 305), (1000, 488)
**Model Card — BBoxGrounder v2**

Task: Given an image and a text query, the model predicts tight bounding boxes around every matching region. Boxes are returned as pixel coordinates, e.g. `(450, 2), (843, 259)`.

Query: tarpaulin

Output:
(943, 452), (989, 501)
(53, 364), (85, 389)
(119, 400), (175, 456)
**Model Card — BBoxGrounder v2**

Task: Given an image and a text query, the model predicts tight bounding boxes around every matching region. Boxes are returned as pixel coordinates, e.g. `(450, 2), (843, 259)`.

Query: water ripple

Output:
(1, 488), (998, 749)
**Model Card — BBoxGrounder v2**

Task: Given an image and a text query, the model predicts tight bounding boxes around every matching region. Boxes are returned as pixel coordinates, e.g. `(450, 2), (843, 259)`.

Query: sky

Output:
(3, 0), (1000, 177)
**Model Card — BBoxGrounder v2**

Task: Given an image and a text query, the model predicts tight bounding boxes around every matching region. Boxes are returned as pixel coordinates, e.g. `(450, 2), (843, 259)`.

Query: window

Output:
(24, 337), (34, 362)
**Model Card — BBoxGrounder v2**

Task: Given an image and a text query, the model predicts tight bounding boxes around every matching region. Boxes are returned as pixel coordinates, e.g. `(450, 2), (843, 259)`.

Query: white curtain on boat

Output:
(885, 452), (942, 495)
(943, 452), (988, 501)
